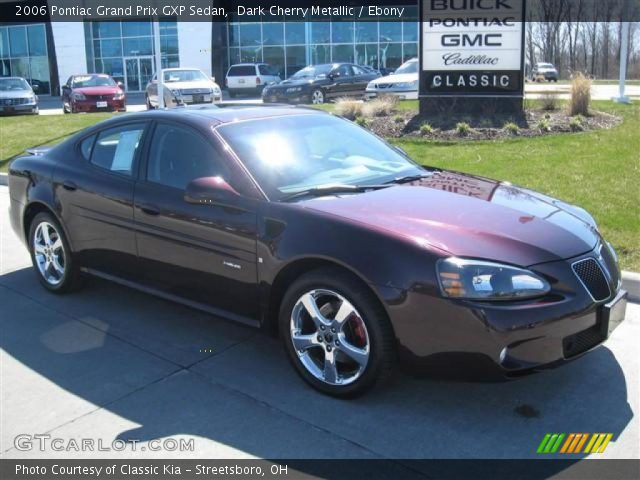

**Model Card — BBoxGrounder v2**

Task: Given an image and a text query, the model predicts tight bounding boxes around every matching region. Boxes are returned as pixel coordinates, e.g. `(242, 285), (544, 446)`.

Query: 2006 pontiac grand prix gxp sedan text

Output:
(8, 106), (628, 397)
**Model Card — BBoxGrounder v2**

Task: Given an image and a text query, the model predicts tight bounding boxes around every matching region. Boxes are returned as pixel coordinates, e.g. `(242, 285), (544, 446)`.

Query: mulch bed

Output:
(365, 108), (622, 140)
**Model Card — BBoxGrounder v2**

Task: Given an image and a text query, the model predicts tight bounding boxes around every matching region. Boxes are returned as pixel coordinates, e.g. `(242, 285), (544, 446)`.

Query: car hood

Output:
(369, 73), (418, 85)
(73, 86), (121, 95)
(269, 78), (317, 89)
(0, 89), (33, 98)
(163, 80), (218, 90)
(299, 171), (599, 267)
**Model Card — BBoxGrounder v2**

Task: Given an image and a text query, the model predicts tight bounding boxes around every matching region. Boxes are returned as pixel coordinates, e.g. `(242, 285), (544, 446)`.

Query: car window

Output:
(80, 135), (96, 161)
(333, 65), (353, 77)
(146, 123), (228, 190)
(228, 65), (256, 76)
(258, 64), (278, 76)
(352, 66), (367, 75)
(90, 123), (146, 176)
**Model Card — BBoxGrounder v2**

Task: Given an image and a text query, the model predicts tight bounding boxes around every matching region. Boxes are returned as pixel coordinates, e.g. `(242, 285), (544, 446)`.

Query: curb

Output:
(622, 271), (640, 303)
(0, 172), (7, 186)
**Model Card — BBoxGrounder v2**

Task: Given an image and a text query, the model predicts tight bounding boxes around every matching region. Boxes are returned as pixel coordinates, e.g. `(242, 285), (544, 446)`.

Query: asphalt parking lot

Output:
(0, 186), (638, 465)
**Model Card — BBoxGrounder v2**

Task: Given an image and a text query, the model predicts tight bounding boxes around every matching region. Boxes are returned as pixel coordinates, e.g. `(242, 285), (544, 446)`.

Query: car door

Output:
(351, 65), (373, 95)
(133, 121), (260, 322)
(54, 121), (149, 279)
(328, 64), (355, 98)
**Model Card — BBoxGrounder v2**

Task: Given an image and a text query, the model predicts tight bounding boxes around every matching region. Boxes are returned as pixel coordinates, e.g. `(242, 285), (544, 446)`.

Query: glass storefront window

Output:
(239, 23), (261, 47)
(263, 46), (285, 76)
(311, 23), (330, 44)
(9, 27), (28, 57)
(27, 25), (46, 56)
(160, 35), (178, 55)
(380, 23), (402, 43)
(241, 46), (261, 63)
(0, 29), (8, 58)
(0, 24), (51, 94)
(403, 22), (418, 42)
(262, 23), (284, 46)
(310, 44), (330, 65)
(332, 23), (353, 44)
(355, 23), (377, 43)
(403, 42), (418, 61)
(356, 43), (379, 67)
(123, 37), (152, 56)
(285, 46), (306, 77)
(122, 22), (152, 37)
(332, 44), (354, 63)
(285, 23), (305, 44)
(379, 43), (403, 70)
(100, 39), (122, 58)
(95, 22), (121, 39)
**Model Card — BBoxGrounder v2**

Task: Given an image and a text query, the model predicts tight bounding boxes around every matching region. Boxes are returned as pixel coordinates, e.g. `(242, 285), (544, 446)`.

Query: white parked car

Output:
(365, 58), (419, 101)
(145, 68), (222, 109)
(226, 63), (281, 97)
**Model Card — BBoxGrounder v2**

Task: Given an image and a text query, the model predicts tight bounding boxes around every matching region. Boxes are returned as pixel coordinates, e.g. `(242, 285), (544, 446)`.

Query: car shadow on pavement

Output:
(0, 267), (635, 468)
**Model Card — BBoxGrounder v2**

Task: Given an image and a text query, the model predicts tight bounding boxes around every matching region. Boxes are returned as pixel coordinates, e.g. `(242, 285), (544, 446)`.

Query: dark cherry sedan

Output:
(262, 63), (380, 104)
(8, 106), (627, 397)
(61, 74), (126, 114)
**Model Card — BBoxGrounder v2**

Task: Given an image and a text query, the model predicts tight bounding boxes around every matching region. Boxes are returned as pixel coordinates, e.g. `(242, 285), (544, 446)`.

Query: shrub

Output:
(537, 118), (551, 133)
(354, 116), (369, 127)
(544, 113), (552, 120)
(540, 93), (559, 111)
(419, 123), (435, 136)
(570, 114), (585, 132)
(535, 74), (546, 83)
(456, 122), (472, 136)
(393, 114), (405, 124)
(334, 98), (363, 120)
(570, 73), (591, 116)
(362, 96), (397, 117)
(503, 122), (520, 135)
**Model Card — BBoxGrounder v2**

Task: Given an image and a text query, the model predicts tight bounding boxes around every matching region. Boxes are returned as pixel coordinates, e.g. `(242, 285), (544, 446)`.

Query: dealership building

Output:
(1, 1), (418, 96)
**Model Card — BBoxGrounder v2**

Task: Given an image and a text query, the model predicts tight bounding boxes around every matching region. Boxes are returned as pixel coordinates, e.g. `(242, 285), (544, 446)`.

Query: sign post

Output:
(419, 0), (527, 116)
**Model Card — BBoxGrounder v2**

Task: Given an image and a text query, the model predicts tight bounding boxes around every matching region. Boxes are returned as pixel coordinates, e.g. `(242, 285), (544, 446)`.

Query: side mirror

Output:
(117, 81), (124, 88)
(211, 76), (216, 83)
(185, 176), (240, 205)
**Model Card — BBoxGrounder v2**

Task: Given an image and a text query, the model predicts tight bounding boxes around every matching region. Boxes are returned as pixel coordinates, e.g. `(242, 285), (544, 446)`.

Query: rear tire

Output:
(279, 267), (395, 398)
(28, 212), (81, 294)
(310, 89), (325, 104)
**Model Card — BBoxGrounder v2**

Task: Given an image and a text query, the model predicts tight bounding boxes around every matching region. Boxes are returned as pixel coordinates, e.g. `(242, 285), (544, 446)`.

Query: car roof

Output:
(90, 105), (326, 130)
(229, 63), (263, 67)
(1, 76), (27, 81)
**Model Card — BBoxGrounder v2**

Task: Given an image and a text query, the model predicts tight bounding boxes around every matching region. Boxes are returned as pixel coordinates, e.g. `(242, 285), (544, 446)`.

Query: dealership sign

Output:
(420, 0), (526, 98)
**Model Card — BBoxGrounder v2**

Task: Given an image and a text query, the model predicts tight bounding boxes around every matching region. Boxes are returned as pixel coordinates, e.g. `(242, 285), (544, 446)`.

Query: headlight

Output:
(394, 80), (418, 89)
(27, 95), (37, 103)
(72, 92), (86, 100)
(437, 258), (550, 301)
(113, 93), (125, 100)
(213, 87), (221, 95)
(170, 89), (181, 97)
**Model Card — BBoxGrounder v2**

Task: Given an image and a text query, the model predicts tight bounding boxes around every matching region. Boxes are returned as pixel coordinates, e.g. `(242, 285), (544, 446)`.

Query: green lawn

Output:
(1, 101), (638, 270)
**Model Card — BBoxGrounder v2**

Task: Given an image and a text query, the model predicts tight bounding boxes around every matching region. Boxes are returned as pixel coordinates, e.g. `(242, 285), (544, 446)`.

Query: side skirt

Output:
(81, 267), (261, 329)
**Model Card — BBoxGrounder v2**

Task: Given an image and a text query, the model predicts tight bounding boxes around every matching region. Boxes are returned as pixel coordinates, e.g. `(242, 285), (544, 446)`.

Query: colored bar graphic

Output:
(538, 433), (614, 454)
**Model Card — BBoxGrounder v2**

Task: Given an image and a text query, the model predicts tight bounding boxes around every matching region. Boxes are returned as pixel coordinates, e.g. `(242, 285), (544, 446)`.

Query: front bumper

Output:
(365, 88), (418, 101)
(385, 252), (626, 380)
(73, 98), (125, 112)
(0, 103), (38, 114)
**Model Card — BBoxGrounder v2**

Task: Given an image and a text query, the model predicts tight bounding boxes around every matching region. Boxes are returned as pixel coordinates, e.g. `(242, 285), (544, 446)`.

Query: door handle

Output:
(62, 181), (77, 191)
(140, 204), (160, 216)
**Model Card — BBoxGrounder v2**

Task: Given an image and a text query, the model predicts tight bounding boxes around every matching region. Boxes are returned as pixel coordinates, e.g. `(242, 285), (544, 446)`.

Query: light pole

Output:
(614, 0), (631, 104)
(153, 19), (164, 108)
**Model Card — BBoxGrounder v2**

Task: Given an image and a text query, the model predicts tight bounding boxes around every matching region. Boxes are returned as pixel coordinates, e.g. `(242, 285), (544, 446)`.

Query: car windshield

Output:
(538, 63), (554, 69)
(0, 78), (30, 91)
(394, 60), (418, 75)
(72, 75), (116, 88)
(163, 70), (208, 82)
(290, 65), (332, 80)
(218, 114), (424, 201)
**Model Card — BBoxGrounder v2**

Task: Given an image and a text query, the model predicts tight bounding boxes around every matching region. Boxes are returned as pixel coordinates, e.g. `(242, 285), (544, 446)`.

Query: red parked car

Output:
(61, 74), (126, 114)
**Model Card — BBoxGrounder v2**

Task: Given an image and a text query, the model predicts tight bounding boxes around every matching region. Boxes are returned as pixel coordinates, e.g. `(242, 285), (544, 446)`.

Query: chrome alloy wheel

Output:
(311, 90), (324, 104)
(33, 222), (66, 286)
(290, 289), (370, 386)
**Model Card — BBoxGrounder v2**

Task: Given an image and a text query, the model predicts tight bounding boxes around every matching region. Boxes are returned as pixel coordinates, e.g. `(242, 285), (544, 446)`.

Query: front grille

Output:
(563, 324), (605, 358)
(180, 88), (210, 95)
(1, 97), (30, 106)
(85, 94), (110, 101)
(572, 258), (610, 302)
(375, 84), (393, 89)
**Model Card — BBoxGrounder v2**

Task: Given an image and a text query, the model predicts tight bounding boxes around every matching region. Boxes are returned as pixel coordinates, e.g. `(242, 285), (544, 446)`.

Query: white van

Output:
(225, 63), (281, 97)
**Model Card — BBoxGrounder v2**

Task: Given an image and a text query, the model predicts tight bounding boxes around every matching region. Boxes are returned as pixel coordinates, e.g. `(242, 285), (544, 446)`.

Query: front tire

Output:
(28, 212), (81, 293)
(279, 267), (395, 398)
(310, 89), (325, 104)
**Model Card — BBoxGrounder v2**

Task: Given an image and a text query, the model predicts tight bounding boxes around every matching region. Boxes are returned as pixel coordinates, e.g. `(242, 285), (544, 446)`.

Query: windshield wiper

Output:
(280, 184), (389, 202)
(385, 173), (433, 185)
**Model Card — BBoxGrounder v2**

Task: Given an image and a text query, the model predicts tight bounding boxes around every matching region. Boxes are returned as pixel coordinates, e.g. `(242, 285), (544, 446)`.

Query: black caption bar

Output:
(1, 0), (639, 23)
(1, 459), (640, 480)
